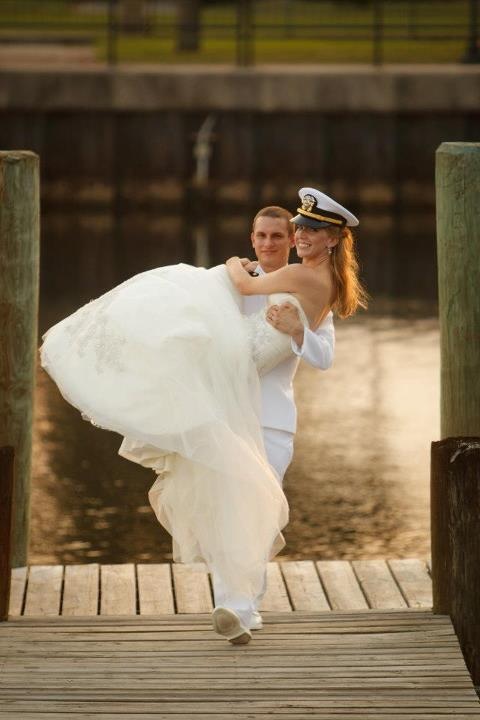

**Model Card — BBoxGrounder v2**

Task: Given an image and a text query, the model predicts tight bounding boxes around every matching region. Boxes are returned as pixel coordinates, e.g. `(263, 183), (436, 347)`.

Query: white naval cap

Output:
(291, 187), (359, 229)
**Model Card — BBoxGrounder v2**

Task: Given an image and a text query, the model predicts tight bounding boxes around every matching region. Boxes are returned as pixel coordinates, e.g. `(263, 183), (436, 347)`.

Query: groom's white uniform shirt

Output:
(242, 265), (335, 437)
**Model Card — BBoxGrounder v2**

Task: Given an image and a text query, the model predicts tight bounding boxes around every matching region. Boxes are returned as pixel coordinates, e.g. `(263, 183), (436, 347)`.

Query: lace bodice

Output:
(244, 293), (309, 376)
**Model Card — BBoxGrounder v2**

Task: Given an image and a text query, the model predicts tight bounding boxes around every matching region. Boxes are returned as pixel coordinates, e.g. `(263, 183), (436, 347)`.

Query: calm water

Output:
(30, 210), (439, 563)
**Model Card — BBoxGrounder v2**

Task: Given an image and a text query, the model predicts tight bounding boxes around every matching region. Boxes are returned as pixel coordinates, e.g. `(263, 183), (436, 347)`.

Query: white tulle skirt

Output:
(40, 263), (288, 603)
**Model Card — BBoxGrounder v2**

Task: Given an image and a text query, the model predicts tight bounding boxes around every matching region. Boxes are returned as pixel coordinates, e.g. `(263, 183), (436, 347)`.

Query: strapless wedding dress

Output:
(40, 263), (308, 603)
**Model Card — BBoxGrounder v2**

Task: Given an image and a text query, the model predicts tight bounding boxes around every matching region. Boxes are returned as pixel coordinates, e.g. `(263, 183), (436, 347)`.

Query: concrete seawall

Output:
(3, 64), (471, 306)
(1, 63), (478, 293)
(1, 64), (480, 112)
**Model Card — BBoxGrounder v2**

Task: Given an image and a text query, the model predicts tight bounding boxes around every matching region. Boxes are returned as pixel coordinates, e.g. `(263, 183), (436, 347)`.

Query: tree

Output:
(119, 0), (148, 33)
(177, 0), (201, 52)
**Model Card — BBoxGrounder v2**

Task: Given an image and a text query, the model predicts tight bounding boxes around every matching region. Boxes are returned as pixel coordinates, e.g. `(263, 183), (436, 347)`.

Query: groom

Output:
(244, 205), (335, 483)
(212, 205), (335, 637)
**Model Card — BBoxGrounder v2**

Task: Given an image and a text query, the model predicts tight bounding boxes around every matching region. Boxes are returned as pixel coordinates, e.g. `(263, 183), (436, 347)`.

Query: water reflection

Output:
(30, 210), (438, 563)
(285, 317), (438, 560)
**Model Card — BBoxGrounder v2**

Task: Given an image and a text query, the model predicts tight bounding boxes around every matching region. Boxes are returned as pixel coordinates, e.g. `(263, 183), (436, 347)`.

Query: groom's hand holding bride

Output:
(266, 303), (305, 347)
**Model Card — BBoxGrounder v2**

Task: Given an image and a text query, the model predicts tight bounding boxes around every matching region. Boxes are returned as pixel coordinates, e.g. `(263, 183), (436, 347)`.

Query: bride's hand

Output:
(242, 259), (259, 273)
(226, 257), (258, 273)
(226, 256), (241, 267)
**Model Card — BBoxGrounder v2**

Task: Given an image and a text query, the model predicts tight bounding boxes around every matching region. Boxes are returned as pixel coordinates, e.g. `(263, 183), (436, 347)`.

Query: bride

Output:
(40, 187), (366, 644)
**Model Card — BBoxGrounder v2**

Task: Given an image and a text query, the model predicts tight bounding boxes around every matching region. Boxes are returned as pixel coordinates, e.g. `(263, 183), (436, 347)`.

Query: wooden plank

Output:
(259, 562), (292, 612)
(8, 566), (27, 616)
(137, 563), (174, 615)
(317, 561), (369, 610)
(0, 711), (467, 719)
(280, 560), (329, 611)
(0, 626), (458, 645)
(62, 564), (99, 616)
(0, 629), (457, 647)
(100, 564), (136, 616)
(0, 654), (468, 670)
(0, 703), (475, 720)
(0, 712), (478, 720)
(0, 633), (459, 654)
(2, 609), (444, 624)
(352, 560), (407, 609)
(172, 563), (212, 614)
(3, 607), (450, 628)
(1, 655), (465, 667)
(2, 682), (479, 700)
(0, 716), (472, 720)
(23, 565), (63, 616)
(10, 608), (447, 628)
(1, 618), (451, 634)
(0, 619), (456, 634)
(20, 624), (449, 641)
(388, 559), (433, 608)
(0, 658), (470, 678)
(2, 672), (471, 685)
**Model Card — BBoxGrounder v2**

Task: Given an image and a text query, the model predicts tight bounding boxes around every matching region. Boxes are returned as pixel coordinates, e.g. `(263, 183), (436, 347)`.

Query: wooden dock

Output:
(9, 559), (433, 617)
(2, 559), (480, 719)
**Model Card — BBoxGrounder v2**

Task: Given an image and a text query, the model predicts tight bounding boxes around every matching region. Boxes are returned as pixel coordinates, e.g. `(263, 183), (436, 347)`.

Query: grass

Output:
(0, 0), (475, 65)
(94, 36), (468, 65)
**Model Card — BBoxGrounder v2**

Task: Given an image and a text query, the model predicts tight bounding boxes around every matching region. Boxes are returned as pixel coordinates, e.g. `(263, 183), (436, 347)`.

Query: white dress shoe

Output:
(250, 611), (263, 630)
(212, 607), (252, 645)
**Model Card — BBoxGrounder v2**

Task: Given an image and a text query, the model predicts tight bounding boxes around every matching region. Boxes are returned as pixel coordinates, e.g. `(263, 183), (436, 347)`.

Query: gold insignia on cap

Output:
(301, 194), (316, 213)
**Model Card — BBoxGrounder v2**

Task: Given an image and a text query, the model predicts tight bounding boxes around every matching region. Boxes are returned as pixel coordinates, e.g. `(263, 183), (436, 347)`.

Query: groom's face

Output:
(251, 216), (295, 273)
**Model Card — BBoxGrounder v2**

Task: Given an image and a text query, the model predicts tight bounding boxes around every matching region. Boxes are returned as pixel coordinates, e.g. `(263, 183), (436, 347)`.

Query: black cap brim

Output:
(290, 213), (333, 229)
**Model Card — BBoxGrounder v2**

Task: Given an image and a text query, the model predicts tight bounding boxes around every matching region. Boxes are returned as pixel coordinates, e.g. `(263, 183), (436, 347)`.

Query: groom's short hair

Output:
(252, 206), (294, 237)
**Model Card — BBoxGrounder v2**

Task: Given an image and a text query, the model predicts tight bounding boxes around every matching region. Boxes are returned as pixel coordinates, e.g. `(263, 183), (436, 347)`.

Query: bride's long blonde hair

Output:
(327, 226), (368, 319)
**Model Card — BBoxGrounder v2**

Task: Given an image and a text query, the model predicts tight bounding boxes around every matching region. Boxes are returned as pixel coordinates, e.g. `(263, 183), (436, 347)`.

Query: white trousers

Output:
(263, 428), (295, 486)
(212, 427), (294, 627)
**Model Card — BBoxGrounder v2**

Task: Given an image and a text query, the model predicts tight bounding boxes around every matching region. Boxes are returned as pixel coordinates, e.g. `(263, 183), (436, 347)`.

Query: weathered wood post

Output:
(0, 151), (40, 567)
(432, 142), (480, 683)
(436, 142), (480, 438)
(431, 439), (480, 683)
(0, 447), (15, 621)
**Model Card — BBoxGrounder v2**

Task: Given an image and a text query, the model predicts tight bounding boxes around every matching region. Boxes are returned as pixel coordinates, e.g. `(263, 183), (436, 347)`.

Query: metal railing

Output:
(0, 0), (478, 66)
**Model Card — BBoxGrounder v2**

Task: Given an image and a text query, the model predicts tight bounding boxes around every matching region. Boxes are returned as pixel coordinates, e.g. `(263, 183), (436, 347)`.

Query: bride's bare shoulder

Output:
(280, 263), (333, 294)
(298, 263), (332, 285)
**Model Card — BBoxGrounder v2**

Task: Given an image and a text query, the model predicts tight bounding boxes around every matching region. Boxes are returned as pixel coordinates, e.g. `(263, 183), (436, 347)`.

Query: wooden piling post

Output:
(0, 151), (40, 567)
(0, 447), (15, 621)
(433, 143), (480, 683)
(431, 438), (480, 684)
(436, 142), (480, 438)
